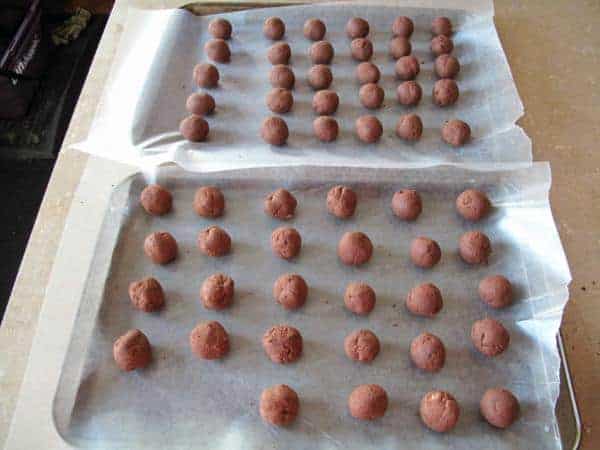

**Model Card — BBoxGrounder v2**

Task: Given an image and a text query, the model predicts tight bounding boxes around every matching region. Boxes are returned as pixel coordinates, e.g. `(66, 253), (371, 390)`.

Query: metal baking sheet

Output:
(53, 163), (571, 449)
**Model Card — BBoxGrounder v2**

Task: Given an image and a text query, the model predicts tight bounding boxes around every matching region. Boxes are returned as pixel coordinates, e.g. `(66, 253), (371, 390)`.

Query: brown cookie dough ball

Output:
(389, 36), (412, 59)
(309, 40), (334, 64)
(260, 384), (300, 426)
(205, 38), (230, 63)
(420, 390), (460, 432)
(391, 189), (422, 221)
(456, 189), (490, 221)
(140, 184), (172, 216)
(345, 329), (380, 363)
(359, 83), (384, 109)
(208, 18), (232, 40)
(273, 273), (308, 310)
(346, 17), (369, 39)
(356, 62), (380, 84)
(269, 64), (295, 89)
(479, 275), (513, 309)
(348, 384), (388, 420)
(312, 90), (339, 115)
(396, 113), (423, 141)
(392, 16), (414, 37)
(433, 78), (459, 107)
(344, 282), (376, 315)
(307, 64), (333, 90)
(201, 273), (234, 310)
(327, 185), (357, 218)
(304, 18), (326, 41)
(442, 119), (471, 146)
(263, 17), (285, 40)
(396, 80), (422, 106)
(471, 318), (510, 357)
(355, 115), (383, 143)
(197, 226), (231, 257)
(410, 236), (441, 268)
(267, 42), (291, 65)
(261, 116), (289, 146)
(338, 231), (373, 266)
(193, 62), (219, 88)
(431, 16), (453, 36)
(431, 35), (454, 56)
(351, 38), (373, 61)
(128, 277), (165, 312)
(406, 283), (443, 317)
(266, 88), (294, 114)
(480, 388), (520, 429)
(395, 55), (420, 80)
(113, 329), (152, 371)
(190, 320), (230, 359)
(144, 231), (178, 264)
(459, 231), (491, 265)
(313, 116), (339, 142)
(194, 185), (225, 218)
(186, 92), (215, 116)
(271, 227), (302, 260)
(262, 324), (303, 363)
(264, 188), (297, 220)
(435, 54), (460, 78)
(180, 115), (209, 142)
(410, 333), (446, 372)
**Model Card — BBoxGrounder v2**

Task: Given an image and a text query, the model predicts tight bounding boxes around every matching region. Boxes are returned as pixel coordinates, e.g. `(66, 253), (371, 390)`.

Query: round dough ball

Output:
(269, 64), (295, 89)
(144, 231), (178, 264)
(193, 63), (219, 88)
(396, 113), (423, 141)
(406, 283), (443, 317)
(201, 273), (234, 310)
(433, 78), (459, 106)
(193, 185), (225, 218)
(410, 236), (441, 268)
(263, 17), (285, 40)
(273, 273), (308, 310)
(180, 115), (209, 142)
(189, 320), (230, 359)
(307, 64), (333, 90)
(410, 332), (446, 372)
(434, 54), (460, 78)
(359, 83), (384, 109)
(442, 119), (471, 146)
(264, 188), (297, 220)
(208, 18), (232, 40)
(261, 116), (289, 146)
(431, 16), (453, 36)
(348, 384), (388, 420)
(344, 282), (376, 315)
(431, 35), (454, 56)
(262, 324), (303, 363)
(356, 62), (380, 84)
(260, 384), (300, 426)
(205, 38), (230, 63)
(309, 40), (334, 64)
(266, 88), (294, 114)
(113, 329), (152, 371)
(197, 226), (231, 257)
(186, 92), (215, 116)
(480, 388), (520, 429)
(346, 17), (369, 39)
(129, 277), (165, 312)
(338, 231), (373, 266)
(351, 38), (373, 61)
(271, 227), (302, 259)
(304, 18), (326, 41)
(389, 36), (411, 59)
(140, 184), (172, 216)
(456, 189), (490, 221)
(391, 189), (422, 221)
(313, 116), (339, 142)
(392, 16), (414, 37)
(355, 115), (383, 143)
(479, 275), (513, 309)
(345, 329), (380, 362)
(327, 185), (357, 218)
(420, 390), (460, 432)
(267, 42), (291, 65)
(471, 318), (510, 356)
(312, 90), (339, 115)
(396, 80), (422, 106)
(459, 230), (491, 265)
(395, 55), (420, 80)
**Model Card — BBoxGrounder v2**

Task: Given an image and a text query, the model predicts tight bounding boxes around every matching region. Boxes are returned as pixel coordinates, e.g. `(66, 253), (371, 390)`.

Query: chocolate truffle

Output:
(208, 18), (232, 40)
(338, 231), (373, 266)
(266, 88), (294, 114)
(355, 115), (383, 143)
(359, 83), (384, 109)
(395, 55), (420, 80)
(180, 115), (209, 142)
(312, 90), (339, 115)
(410, 236), (441, 268)
(260, 385), (300, 426)
(410, 332), (446, 372)
(190, 320), (230, 359)
(264, 188), (297, 220)
(262, 324), (303, 363)
(480, 388), (520, 429)
(186, 92), (215, 116)
(345, 329), (380, 362)
(459, 231), (491, 265)
(309, 40), (334, 64)
(263, 17), (285, 40)
(304, 18), (326, 41)
(113, 329), (152, 371)
(201, 273), (234, 310)
(307, 64), (333, 90)
(442, 119), (471, 146)
(434, 54), (460, 78)
(420, 390), (460, 432)
(396, 113), (423, 141)
(327, 185), (357, 218)
(356, 62), (380, 84)
(433, 78), (459, 106)
(193, 62), (219, 88)
(479, 275), (513, 309)
(273, 273), (308, 310)
(197, 225), (231, 257)
(406, 282), (443, 317)
(313, 116), (339, 142)
(431, 35), (454, 56)
(205, 38), (230, 63)
(194, 185), (225, 218)
(351, 38), (373, 61)
(129, 277), (165, 312)
(456, 189), (490, 221)
(391, 189), (422, 221)
(396, 80), (422, 106)
(471, 318), (510, 357)
(392, 16), (414, 37)
(346, 17), (369, 39)
(144, 231), (178, 264)
(261, 116), (289, 146)
(269, 64), (295, 89)
(344, 282), (376, 315)
(140, 184), (172, 216)
(348, 384), (388, 420)
(431, 16), (453, 36)
(271, 226), (302, 259)
(267, 42), (291, 65)
(389, 36), (412, 59)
